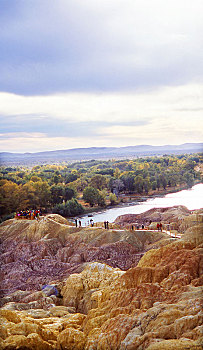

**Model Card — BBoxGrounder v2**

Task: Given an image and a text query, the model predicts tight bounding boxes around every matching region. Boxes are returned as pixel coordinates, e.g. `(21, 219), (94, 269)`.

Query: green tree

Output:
(151, 181), (157, 190)
(51, 184), (65, 204)
(156, 177), (161, 190)
(114, 168), (121, 179)
(53, 198), (84, 217)
(134, 175), (144, 194)
(120, 175), (135, 193)
(65, 173), (78, 184)
(160, 175), (167, 190)
(64, 186), (76, 201)
(83, 186), (100, 206)
(109, 193), (117, 205)
(143, 178), (151, 194)
(51, 174), (61, 185)
(97, 190), (107, 207)
(184, 172), (194, 188)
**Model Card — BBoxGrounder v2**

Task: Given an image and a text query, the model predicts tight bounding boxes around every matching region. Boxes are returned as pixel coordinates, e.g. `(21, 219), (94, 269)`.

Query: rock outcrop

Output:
(0, 214), (169, 299)
(0, 209), (202, 349)
(61, 262), (125, 314)
(115, 206), (203, 233)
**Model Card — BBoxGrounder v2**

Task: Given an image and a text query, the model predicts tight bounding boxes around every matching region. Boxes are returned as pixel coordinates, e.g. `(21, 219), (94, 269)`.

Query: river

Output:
(78, 183), (203, 225)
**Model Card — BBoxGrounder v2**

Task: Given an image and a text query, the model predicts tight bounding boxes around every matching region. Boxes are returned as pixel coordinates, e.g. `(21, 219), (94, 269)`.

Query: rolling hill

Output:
(0, 142), (202, 166)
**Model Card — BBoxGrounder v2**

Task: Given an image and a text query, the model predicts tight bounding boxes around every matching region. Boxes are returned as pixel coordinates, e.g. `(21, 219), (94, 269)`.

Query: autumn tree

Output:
(0, 180), (20, 215)
(19, 182), (37, 209)
(90, 174), (107, 190)
(32, 181), (51, 208)
(109, 193), (117, 205)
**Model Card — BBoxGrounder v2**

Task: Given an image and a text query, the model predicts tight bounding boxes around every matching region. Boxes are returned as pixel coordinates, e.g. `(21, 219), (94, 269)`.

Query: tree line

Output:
(0, 153), (202, 221)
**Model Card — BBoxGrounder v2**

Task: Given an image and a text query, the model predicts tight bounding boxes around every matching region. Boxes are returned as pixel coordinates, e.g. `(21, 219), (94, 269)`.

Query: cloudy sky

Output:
(0, 0), (203, 153)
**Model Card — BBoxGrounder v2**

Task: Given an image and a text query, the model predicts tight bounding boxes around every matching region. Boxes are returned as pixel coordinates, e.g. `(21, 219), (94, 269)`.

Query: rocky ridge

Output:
(115, 205), (203, 233)
(0, 214), (169, 298)
(0, 208), (202, 349)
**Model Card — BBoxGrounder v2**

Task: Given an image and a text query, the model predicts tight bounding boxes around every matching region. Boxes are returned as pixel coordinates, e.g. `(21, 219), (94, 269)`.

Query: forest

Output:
(0, 153), (202, 222)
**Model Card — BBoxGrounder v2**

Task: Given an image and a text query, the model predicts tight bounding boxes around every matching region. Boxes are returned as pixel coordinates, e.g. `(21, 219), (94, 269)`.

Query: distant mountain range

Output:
(0, 143), (202, 166)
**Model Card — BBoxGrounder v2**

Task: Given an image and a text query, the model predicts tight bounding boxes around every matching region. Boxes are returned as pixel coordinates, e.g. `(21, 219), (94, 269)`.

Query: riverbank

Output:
(81, 183), (197, 217)
(75, 183), (203, 225)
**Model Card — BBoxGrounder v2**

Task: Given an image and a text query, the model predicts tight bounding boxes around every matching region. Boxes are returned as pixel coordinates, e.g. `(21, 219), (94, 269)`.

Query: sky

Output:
(0, 0), (203, 153)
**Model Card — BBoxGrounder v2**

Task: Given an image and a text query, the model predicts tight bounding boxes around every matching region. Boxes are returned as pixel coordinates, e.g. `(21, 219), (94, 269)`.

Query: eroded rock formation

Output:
(0, 214), (169, 298)
(115, 206), (203, 233)
(0, 208), (202, 349)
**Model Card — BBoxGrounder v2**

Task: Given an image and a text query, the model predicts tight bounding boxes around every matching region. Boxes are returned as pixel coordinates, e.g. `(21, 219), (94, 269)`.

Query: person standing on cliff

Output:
(104, 221), (107, 229)
(75, 219), (77, 227)
(106, 221), (109, 229)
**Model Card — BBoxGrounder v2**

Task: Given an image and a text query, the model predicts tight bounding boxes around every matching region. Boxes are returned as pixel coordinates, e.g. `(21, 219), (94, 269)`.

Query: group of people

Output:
(130, 221), (163, 232)
(15, 209), (42, 220)
(75, 218), (95, 227)
(75, 219), (82, 227)
(74, 217), (163, 232)
(104, 221), (109, 229)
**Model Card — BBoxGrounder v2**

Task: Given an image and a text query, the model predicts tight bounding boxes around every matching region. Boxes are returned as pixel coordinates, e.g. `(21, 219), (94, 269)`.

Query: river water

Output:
(78, 183), (203, 225)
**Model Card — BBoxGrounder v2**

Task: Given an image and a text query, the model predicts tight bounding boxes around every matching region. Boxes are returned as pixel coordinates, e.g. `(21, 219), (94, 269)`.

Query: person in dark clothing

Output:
(106, 221), (109, 229)
(79, 220), (81, 227)
(104, 221), (107, 229)
(142, 224), (144, 229)
(75, 219), (77, 227)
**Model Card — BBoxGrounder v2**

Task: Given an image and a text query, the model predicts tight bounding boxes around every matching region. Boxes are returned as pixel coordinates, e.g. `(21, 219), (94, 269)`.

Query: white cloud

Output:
(0, 132), (46, 139)
(0, 83), (202, 152)
(0, 83), (202, 123)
